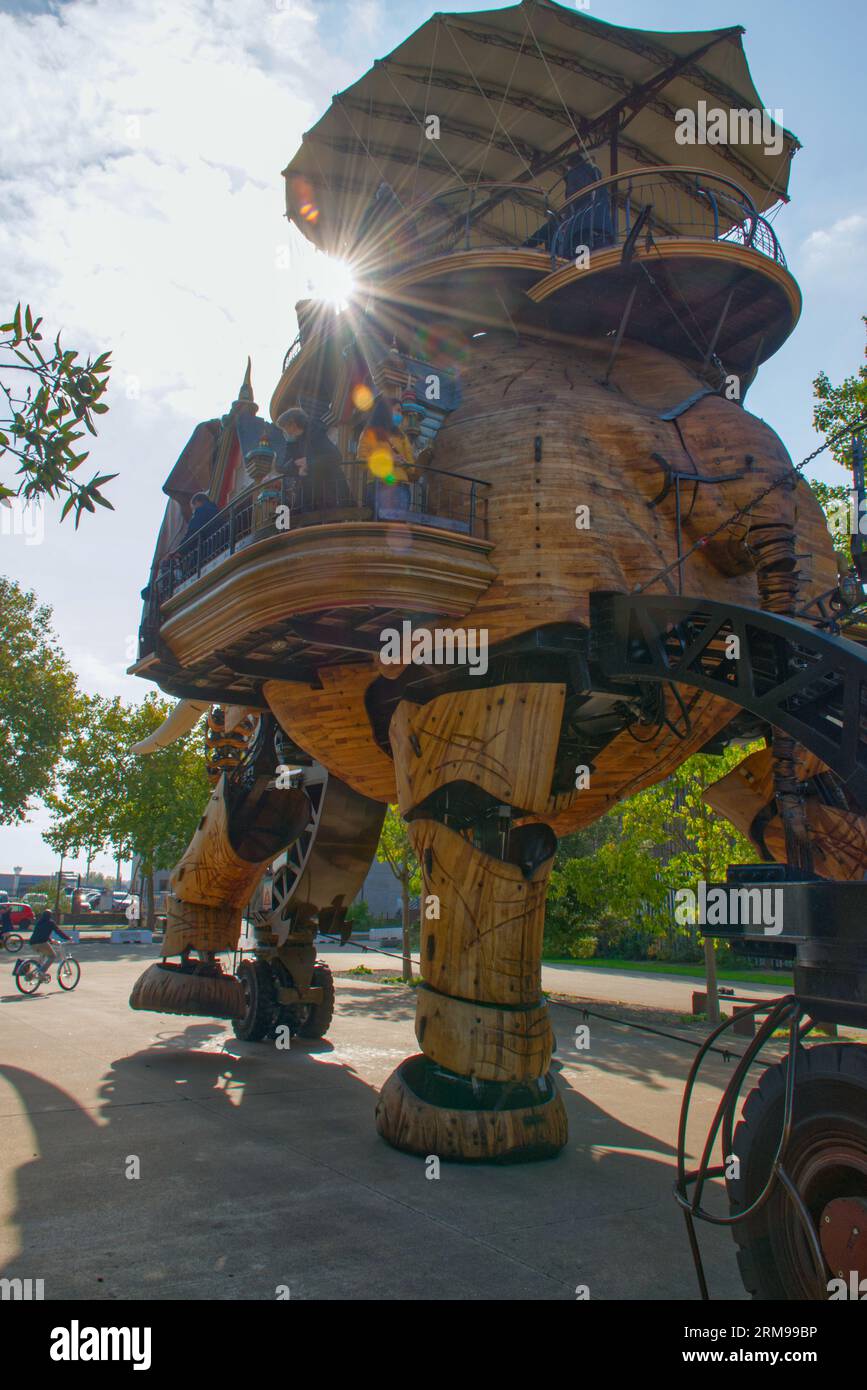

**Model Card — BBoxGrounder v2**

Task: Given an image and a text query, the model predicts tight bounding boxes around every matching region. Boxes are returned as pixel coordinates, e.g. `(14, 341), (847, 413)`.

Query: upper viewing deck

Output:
(275, 165), (798, 416)
(364, 167), (786, 271)
(280, 4), (802, 393)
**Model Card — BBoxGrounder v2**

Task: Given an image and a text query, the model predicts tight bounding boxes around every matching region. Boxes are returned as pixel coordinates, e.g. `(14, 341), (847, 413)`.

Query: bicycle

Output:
(14, 945), (81, 995)
(2, 932), (23, 954)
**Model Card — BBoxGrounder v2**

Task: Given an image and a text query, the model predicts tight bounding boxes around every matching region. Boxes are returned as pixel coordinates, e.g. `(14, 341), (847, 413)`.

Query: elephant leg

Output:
(129, 769), (312, 1019)
(375, 681), (568, 1162)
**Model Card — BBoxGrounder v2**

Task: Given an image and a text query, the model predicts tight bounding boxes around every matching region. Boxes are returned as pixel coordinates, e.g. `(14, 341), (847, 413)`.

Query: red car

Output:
(1, 901), (35, 931)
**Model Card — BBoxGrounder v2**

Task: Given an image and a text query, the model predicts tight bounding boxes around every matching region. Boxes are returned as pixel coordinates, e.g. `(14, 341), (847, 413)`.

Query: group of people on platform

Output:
(273, 391), (426, 518)
(175, 390), (429, 555)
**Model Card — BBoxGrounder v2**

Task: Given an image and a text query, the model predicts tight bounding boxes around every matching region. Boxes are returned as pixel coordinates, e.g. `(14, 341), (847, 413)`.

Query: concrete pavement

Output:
(0, 942), (749, 1301)
(323, 941), (790, 1012)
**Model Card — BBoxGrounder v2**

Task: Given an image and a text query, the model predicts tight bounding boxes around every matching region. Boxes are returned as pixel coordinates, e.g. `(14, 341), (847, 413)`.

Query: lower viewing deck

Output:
(133, 464), (496, 707)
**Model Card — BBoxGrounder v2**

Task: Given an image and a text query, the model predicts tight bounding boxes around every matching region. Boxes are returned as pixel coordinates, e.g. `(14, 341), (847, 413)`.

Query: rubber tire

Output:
(728, 1042), (867, 1300)
(232, 959), (280, 1041)
(3, 933), (22, 954)
(14, 961), (42, 994)
(57, 958), (81, 990)
(295, 962), (335, 1039)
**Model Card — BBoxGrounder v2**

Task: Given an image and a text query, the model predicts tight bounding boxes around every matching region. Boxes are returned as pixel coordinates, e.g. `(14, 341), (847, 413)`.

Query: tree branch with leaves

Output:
(1, 303), (115, 525)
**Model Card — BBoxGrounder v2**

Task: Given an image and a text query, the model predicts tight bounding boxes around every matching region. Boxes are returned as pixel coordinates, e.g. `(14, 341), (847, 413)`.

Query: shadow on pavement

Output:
(0, 984), (741, 1300)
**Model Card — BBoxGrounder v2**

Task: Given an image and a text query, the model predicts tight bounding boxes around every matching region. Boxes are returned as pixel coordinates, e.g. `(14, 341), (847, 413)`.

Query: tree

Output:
(46, 694), (209, 928)
(809, 321), (867, 565)
(812, 317), (867, 469)
(546, 747), (759, 982)
(1, 304), (114, 524)
(0, 578), (77, 824)
(809, 479), (852, 560)
(376, 806), (421, 982)
(645, 749), (758, 1022)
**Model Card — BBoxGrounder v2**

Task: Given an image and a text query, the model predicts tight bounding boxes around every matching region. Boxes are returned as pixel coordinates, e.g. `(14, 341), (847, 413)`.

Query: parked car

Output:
(1, 901), (35, 929)
(85, 890), (130, 910)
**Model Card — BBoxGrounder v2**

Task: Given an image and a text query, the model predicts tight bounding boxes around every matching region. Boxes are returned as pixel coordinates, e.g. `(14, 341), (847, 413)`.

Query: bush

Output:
(647, 935), (703, 963)
(591, 912), (658, 960)
(346, 900), (371, 928)
(572, 934), (597, 959)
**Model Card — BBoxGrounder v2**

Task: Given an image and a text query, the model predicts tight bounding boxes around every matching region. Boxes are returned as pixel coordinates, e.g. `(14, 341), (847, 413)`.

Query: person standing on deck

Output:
(276, 407), (348, 509)
(184, 492), (219, 539)
(357, 394), (418, 516)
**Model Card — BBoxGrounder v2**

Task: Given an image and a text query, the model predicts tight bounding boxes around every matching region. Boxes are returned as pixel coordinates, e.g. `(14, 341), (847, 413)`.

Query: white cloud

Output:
(800, 213), (867, 279)
(0, 0), (353, 870)
(0, 0), (331, 420)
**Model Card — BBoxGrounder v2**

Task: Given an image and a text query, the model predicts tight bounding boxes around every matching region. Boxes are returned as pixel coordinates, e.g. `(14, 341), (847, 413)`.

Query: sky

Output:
(1, 0), (866, 875)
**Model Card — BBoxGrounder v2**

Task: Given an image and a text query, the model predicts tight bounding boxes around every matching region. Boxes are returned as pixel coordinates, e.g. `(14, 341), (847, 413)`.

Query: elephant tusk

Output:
(131, 699), (209, 754)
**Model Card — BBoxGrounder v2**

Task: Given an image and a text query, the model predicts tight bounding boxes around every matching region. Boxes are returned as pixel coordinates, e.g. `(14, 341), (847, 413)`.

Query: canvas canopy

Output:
(283, 0), (798, 257)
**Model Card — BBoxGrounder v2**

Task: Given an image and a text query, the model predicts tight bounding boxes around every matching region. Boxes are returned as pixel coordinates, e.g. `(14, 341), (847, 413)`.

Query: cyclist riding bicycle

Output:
(29, 909), (71, 976)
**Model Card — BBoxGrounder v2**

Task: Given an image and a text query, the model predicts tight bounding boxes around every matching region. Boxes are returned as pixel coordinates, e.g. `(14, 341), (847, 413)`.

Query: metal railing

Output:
(151, 460), (490, 607)
(282, 332), (303, 373)
(360, 169), (786, 276)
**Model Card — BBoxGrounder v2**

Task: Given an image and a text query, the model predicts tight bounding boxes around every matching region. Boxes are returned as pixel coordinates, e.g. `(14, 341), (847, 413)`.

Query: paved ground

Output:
(0, 942), (751, 1301)
(328, 942), (791, 1012)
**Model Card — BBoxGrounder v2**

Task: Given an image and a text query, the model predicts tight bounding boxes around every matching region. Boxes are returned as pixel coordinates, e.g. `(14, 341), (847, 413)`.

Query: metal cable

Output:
(317, 930), (784, 1068)
(635, 414), (867, 595)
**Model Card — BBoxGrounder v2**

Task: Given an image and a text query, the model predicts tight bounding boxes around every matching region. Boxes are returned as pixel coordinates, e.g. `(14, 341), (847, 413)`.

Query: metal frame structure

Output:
(590, 591), (867, 805)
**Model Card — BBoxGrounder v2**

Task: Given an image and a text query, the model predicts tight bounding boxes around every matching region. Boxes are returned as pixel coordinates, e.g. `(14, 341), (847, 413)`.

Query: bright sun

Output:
(307, 254), (356, 311)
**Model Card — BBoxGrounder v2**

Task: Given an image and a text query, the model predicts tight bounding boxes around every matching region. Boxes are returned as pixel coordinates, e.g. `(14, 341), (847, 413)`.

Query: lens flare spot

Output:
(352, 383), (374, 412)
(367, 447), (394, 479)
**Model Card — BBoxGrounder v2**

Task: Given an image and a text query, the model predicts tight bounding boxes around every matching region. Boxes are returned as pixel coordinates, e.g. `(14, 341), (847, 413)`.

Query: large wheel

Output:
(232, 958), (280, 1041)
(728, 1042), (867, 1299)
(258, 766), (385, 942)
(294, 962), (335, 1039)
(14, 960), (42, 994)
(275, 961), (335, 1039)
(57, 958), (81, 991)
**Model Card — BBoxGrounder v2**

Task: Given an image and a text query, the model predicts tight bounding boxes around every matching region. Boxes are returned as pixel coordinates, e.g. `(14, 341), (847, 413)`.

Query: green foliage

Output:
(0, 578), (77, 824)
(375, 805), (421, 894)
(45, 694), (209, 891)
(0, 304), (114, 525)
(808, 325), (867, 564)
(812, 317), (867, 470)
(809, 480), (852, 561)
(571, 934), (597, 959)
(346, 899), (371, 927)
(545, 747), (761, 960)
(375, 806), (420, 981)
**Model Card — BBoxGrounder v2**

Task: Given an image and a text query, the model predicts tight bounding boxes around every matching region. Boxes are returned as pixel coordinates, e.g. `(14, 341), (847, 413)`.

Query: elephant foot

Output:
(375, 1055), (568, 1163)
(129, 960), (245, 1019)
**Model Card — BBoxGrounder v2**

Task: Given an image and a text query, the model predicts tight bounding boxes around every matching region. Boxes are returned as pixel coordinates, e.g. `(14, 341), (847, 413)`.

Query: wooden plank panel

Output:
(415, 986), (553, 1083)
(265, 668), (397, 803)
(411, 819), (550, 1005)
(391, 682), (566, 815)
